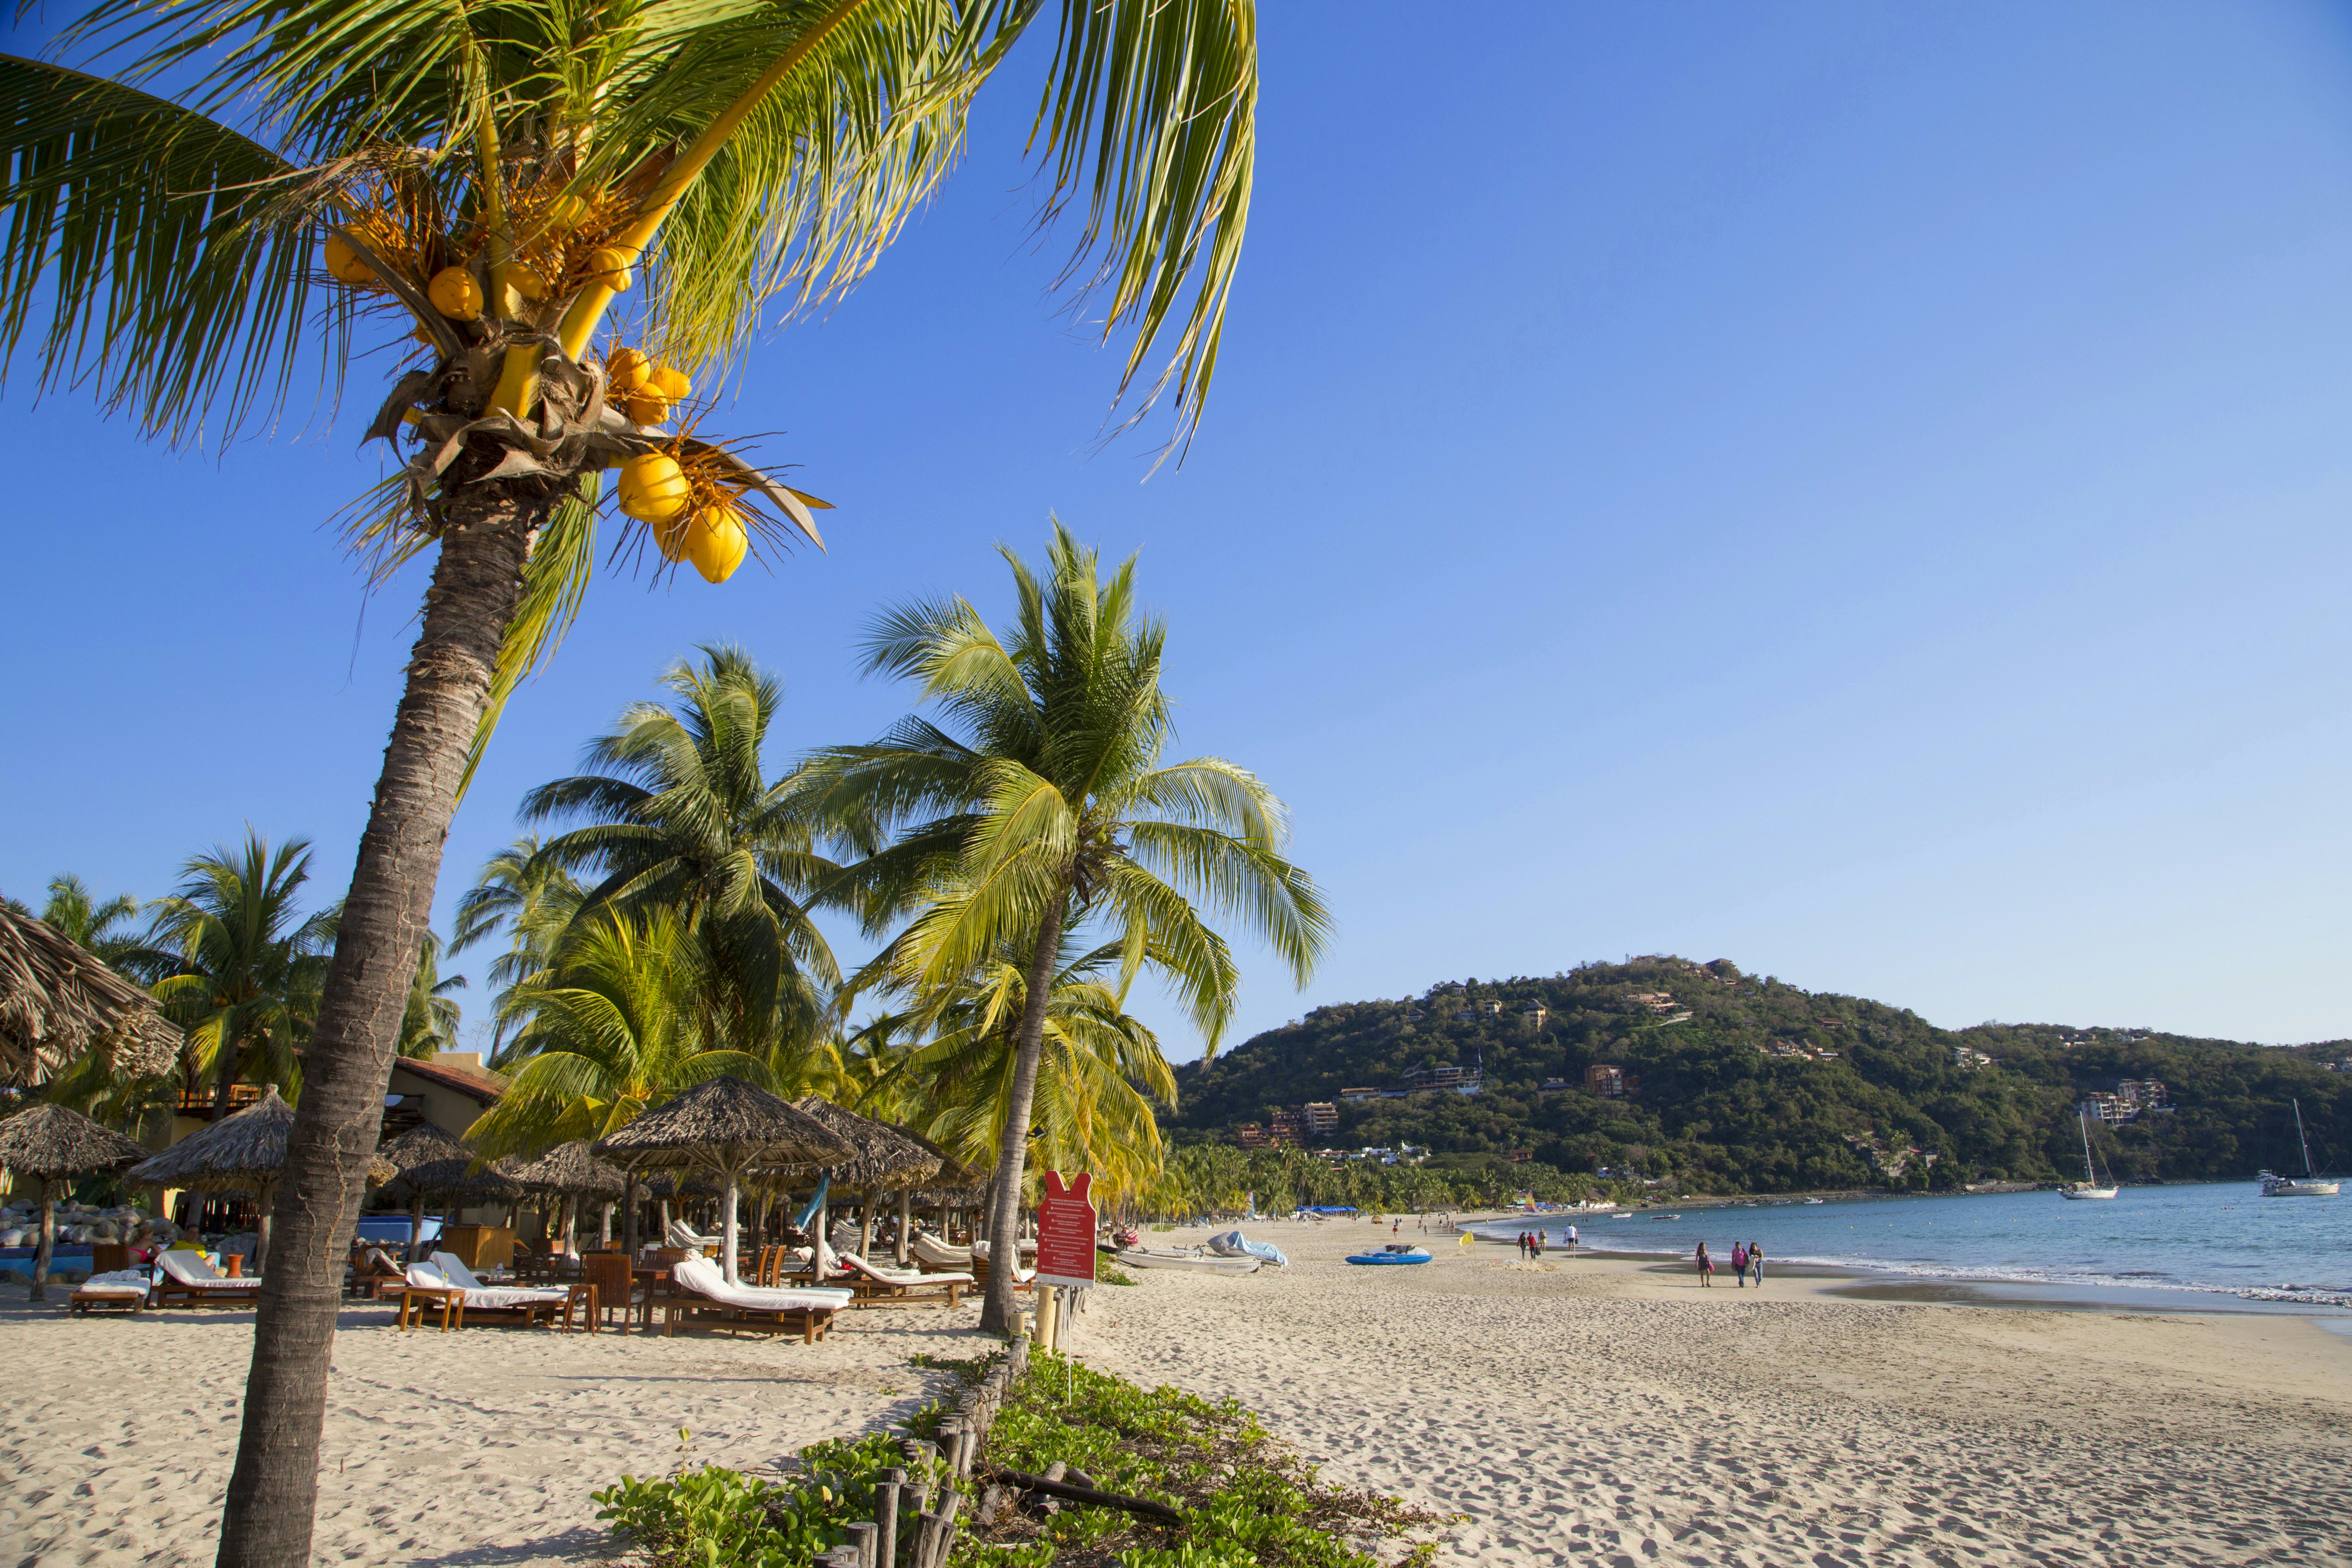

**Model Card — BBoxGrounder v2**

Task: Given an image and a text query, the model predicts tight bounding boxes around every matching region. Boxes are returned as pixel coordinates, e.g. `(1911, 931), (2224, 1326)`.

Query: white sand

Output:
(7, 1226), (2350, 1567)
(0, 1289), (990, 1566)
(1080, 1219), (2352, 1566)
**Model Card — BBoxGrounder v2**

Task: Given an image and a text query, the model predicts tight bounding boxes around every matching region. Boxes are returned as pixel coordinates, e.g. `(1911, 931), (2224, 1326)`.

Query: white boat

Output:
(1115, 1247), (1263, 1276)
(2261, 1101), (2340, 1197)
(2060, 1113), (2118, 1200)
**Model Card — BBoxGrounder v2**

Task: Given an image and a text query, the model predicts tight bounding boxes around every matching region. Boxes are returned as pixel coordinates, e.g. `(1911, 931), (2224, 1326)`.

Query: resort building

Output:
(1301, 1102), (1339, 1133)
(381, 1051), (507, 1141)
(1268, 1110), (1308, 1147)
(1235, 1123), (1268, 1149)
(1338, 1087), (1381, 1102)
(1584, 1063), (1635, 1098)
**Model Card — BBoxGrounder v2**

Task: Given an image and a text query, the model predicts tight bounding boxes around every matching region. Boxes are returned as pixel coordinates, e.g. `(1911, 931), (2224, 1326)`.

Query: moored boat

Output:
(2060, 1112), (2119, 1200)
(1115, 1247), (1263, 1275)
(2261, 1101), (2340, 1197)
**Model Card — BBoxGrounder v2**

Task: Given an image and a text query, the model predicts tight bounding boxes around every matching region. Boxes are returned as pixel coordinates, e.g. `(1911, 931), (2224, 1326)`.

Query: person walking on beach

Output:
(1567, 1224), (1579, 1254)
(1748, 1241), (1765, 1286)
(1696, 1241), (1715, 1286)
(1731, 1241), (1749, 1286)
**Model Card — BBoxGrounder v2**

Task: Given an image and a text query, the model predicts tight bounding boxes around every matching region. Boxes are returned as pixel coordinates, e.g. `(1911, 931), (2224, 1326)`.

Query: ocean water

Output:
(1474, 1182), (2352, 1306)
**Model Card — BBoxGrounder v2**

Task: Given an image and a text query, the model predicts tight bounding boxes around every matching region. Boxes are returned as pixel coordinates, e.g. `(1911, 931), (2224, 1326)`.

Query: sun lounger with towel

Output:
(398, 1253), (577, 1331)
(665, 1218), (720, 1252)
(664, 1256), (851, 1343)
(838, 1251), (971, 1307)
(70, 1268), (152, 1314)
(911, 1232), (973, 1270)
(155, 1249), (265, 1307)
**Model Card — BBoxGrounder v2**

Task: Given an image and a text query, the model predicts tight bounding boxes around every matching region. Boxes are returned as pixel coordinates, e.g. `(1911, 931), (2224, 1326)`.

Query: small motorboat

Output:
(1346, 1244), (1433, 1265)
(1116, 1247), (1263, 1276)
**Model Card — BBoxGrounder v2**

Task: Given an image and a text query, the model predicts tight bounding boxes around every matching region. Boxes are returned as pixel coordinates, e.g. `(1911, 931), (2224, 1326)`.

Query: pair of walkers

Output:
(1694, 1240), (1766, 1286)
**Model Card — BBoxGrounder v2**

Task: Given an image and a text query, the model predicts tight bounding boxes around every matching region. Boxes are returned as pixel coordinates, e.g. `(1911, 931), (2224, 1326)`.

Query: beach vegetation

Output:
(5, 1), (1259, 1553)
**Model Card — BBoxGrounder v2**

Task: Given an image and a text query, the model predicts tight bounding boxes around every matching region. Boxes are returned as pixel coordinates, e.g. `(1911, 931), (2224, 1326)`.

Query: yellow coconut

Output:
(650, 509), (694, 562)
(323, 233), (377, 285)
(617, 453), (692, 525)
(508, 264), (550, 303)
(648, 365), (692, 402)
(622, 389), (671, 427)
(583, 246), (635, 291)
(546, 194), (593, 232)
(607, 347), (652, 394)
(427, 266), (483, 321)
(686, 504), (748, 584)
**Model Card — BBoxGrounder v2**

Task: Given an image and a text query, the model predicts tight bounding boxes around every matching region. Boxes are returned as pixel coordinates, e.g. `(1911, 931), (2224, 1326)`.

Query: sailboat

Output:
(2259, 1100), (2340, 1198)
(2059, 1112), (2118, 1200)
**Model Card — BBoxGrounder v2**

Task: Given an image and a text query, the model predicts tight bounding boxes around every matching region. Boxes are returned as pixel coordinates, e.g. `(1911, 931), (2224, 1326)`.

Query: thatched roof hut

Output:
(594, 1075), (853, 1283)
(0, 1102), (150, 1301)
(789, 1096), (943, 1188)
(505, 1140), (626, 1198)
(0, 906), (179, 1088)
(128, 1086), (305, 1271)
(374, 1122), (517, 1265)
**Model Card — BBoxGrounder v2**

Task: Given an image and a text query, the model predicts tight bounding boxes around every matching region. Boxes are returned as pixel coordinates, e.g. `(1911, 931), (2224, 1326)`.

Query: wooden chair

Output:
(581, 1252), (649, 1333)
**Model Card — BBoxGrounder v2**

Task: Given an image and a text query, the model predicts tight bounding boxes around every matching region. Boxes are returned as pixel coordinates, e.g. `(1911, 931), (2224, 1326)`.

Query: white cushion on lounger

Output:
(672, 1256), (852, 1313)
(160, 1252), (262, 1289)
(841, 1253), (971, 1287)
(910, 1234), (972, 1267)
(77, 1270), (150, 1296)
(404, 1260), (564, 1307)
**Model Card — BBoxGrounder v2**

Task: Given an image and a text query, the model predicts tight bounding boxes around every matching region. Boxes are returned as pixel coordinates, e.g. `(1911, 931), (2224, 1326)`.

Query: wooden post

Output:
(846, 1520), (876, 1568)
(877, 1467), (903, 1568)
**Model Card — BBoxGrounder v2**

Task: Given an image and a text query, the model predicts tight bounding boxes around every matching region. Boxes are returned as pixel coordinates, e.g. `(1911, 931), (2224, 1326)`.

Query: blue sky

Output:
(7, 2), (2352, 1056)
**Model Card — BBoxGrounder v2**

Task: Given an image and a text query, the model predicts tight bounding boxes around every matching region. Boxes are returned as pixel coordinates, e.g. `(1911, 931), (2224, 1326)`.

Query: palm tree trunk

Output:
(978, 885), (1070, 1335)
(30, 1177), (55, 1302)
(216, 478), (547, 1568)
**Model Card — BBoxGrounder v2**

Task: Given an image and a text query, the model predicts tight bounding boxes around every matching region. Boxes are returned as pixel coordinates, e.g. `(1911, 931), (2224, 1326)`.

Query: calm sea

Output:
(1475, 1182), (2352, 1307)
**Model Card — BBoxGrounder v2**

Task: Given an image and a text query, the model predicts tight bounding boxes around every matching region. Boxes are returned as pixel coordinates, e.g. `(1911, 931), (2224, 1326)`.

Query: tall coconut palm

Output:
(145, 835), (335, 1119)
(40, 876), (157, 977)
(449, 836), (584, 1060)
(520, 645), (839, 1060)
(4, 6), (1255, 1555)
(396, 932), (467, 1059)
(801, 523), (1327, 1331)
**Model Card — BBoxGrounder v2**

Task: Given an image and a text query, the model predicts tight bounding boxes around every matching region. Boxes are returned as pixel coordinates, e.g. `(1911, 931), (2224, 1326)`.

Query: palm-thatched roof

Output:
(505, 1139), (626, 1197)
(593, 1075), (854, 1174)
(377, 1121), (469, 1172)
(638, 1169), (720, 1199)
(128, 1085), (296, 1192)
(790, 1096), (944, 1188)
(0, 1102), (151, 1179)
(0, 906), (180, 1088)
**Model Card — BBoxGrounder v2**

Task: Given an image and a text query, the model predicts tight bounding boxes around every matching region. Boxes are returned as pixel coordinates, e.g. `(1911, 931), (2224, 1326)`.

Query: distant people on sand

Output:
(1731, 1241), (1749, 1287)
(1696, 1241), (1714, 1286)
(1749, 1241), (1765, 1285)
(1566, 1224), (1578, 1253)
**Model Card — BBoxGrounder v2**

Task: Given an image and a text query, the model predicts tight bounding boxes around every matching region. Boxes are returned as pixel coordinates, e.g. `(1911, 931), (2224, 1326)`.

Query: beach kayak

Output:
(1346, 1245), (1433, 1265)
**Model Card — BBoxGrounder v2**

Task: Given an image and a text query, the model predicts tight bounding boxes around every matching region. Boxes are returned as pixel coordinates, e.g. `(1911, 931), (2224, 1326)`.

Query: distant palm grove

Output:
(6, 530), (1340, 1232)
(1169, 956), (2351, 1196)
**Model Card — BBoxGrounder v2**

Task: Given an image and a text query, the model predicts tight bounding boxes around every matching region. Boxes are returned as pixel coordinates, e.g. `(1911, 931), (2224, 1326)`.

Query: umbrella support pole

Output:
(897, 1191), (913, 1266)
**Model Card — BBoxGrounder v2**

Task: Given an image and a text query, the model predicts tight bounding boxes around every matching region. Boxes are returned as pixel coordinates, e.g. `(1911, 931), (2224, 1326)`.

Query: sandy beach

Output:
(7, 1225), (2351, 1566)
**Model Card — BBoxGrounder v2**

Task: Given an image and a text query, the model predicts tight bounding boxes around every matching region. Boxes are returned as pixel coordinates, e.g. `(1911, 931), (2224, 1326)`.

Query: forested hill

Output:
(1165, 957), (2352, 1194)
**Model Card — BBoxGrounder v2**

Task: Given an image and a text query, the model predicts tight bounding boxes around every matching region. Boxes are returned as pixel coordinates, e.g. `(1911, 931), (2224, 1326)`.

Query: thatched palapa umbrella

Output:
(128, 1085), (298, 1273)
(379, 1126), (525, 1265)
(595, 1076), (852, 1284)
(790, 1096), (944, 1262)
(0, 1103), (149, 1300)
(0, 906), (179, 1088)
(505, 1140), (625, 1255)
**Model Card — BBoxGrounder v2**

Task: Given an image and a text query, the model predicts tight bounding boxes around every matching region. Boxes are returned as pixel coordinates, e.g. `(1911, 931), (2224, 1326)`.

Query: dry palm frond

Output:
(0, 906), (181, 1089)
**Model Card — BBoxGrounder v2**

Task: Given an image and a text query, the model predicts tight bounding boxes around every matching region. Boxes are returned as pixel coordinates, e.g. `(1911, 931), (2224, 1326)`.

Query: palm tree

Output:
(145, 835), (335, 1119)
(449, 836), (584, 1061)
(802, 522), (1328, 1330)
(397, 932), (467, 1059)
(39, 876), (154, 975)
(463, 909), (769, 1257)
(520, 646), (839, 1060)
(5, 8), (1256, 1554)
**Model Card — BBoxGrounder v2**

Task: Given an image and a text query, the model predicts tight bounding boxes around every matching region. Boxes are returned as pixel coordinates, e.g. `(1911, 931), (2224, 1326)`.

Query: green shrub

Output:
(593, 1429), (939, 1568)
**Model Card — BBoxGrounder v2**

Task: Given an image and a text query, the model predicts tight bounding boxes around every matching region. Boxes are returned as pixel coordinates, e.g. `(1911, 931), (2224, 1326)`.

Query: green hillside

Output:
(1165, 957), (2352, 1194)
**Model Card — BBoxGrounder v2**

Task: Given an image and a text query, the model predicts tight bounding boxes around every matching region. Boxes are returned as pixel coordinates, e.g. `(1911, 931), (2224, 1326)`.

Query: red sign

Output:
(1033, 1170), (1098, 1289)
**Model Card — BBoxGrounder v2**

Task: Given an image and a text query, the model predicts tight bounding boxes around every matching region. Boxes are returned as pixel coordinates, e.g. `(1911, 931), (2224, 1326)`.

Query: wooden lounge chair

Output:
(910, 1232), (973, 1271)
(838, 1252), (969, 1307)
(349, 1247), (407, 1300)
(70, 1268), (150, 1315)
(662, 1257), (851, 1344)
(424, 1252), (586, 1329)
(155, 1248), (266, 1307)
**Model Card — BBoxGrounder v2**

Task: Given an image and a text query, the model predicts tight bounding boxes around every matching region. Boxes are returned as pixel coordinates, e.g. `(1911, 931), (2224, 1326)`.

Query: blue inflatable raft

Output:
(1345, 1244), (1432, 1265)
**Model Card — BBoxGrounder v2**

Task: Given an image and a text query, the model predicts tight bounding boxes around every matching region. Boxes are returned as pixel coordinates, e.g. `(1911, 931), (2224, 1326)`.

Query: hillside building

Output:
(1585, 1063), (1635, 1098)
(1302, 1101), (1338, 1133)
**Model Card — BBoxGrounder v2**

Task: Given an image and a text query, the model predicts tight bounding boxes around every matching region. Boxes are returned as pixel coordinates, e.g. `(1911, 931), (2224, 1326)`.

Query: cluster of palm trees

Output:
(1141, 1144), (1608, 1223)
(18, 525), (1326, 1316)
(454, 527), (1327, 1248)
(21, 842), (460, 1135)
